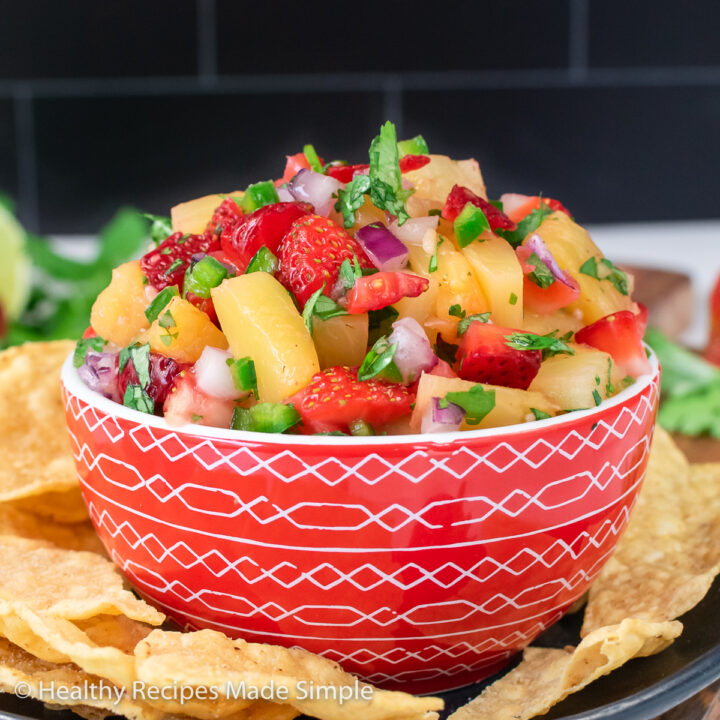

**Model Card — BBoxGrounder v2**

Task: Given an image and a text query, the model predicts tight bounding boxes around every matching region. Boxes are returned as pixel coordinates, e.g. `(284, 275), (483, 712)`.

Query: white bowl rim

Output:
(61, 348), (659, 447)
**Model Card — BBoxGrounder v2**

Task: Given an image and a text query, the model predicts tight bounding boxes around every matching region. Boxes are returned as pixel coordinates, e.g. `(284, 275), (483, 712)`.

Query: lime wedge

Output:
(0, 205), (31, 319)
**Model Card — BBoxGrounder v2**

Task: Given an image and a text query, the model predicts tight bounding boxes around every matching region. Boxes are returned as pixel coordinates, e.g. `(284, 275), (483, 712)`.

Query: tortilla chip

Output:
(0, 504), (104, 554)
(582, 428), (720, 634)
(448, 619), (681, 720)
(135, 629), (443, 720)
(0, 635), (163, 720)
(0, 537), (163, 624)
(0, 341), (78, 503)
(9, 486), (90, 524)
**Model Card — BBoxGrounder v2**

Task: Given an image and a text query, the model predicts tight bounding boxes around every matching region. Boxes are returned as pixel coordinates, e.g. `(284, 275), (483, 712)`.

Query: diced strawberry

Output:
(634, 302), (648, 337)
(204, 197), (244, 241)
(516, 244), (580, 314)
(185, 291), (219, 325)
(429, 359), (457, 378)
(456, 322), (541, 390)
(222, 202), (313, 274)
(287, 366), (415, 434)
(344, 272), (430, 314)
(500, 193), (571, 225)
(207, 250), (240, 276)
(118, 351), (189, 414)
(325, 164), (369, 183)
(82, 326), (98, 339)
(575, 311), (651, 377)
(442, 185), (516, 231)
(141, 232), (219, 291)
(163, 370), (236, 428)
(704, 275), (720, 365)
(277, 214), (372, 307)
(280, 153), (312, 185)
(399, 154), (431, 173)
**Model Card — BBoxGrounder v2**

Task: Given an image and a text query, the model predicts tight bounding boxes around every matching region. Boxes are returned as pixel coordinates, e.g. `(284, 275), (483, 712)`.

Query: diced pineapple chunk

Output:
(396, 236), (439, 328)
(411, 373), (558, 431)
(212, 273), (319, 403)
(171, 191), (242, 235)
(529, 344), (622, 410)
(90, 261), (150, 346)
(535, 213), (634, 324)
(313, 314), (369, 369)
(523, 310), (582, 337)
(403, 155), (487, 203)
(462, 234), (524, 328)
(435, 241), (489, 337)
(137, 296), (227, 363)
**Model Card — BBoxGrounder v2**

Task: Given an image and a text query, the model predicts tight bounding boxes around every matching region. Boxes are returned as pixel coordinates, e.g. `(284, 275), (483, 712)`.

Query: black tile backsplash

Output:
(404, 85), (720, 224)
(589, 0), (720, 68)
(34, 92), (385, 234)
(0, 100), (17, 204)
(0, 0), (198, 80)
(216, 0), (570, 75)
(2, 0), (720, 232)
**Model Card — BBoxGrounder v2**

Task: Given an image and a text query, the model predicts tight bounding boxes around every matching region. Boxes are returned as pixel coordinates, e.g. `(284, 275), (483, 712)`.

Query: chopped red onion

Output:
(276, 185), (294, 202)
(525, 234), (574, 287)
(388, 317), (438, 383)
(194, 347), (240, 400)
(388, 216), (438, 250)
(421, 396), (465, 433)
(356, 223), (409, 272)
(78, 350), (120, 402)
(288, 169), (342, 217)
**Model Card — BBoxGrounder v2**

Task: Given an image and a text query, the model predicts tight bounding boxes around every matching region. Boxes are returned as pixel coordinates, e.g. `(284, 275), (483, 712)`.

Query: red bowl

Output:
(61, 353), (659, 694)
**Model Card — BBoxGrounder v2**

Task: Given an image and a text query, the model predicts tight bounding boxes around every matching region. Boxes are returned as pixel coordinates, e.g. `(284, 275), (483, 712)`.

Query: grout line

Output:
(2, 66), (720, 99)
(568, 0), (590, 82)
(382, 75), (403, 134)
(196, 0), (217, 83)
(12, 85), (39, 233)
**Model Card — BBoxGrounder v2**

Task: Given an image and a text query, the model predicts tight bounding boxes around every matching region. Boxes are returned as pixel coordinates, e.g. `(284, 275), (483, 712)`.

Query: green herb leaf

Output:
(73, 336), (106, 368)
(592, 389), (602, 406)
(434, 336), (459, 365)
(579, 256), (629, 296)
(245, 247), (278, 275)
(368, 121), (413, 226)
(145, 286), (179, 323)
(526, 252), (556, 289)
(303, 144), (323, 173)
(368, 306), (399, 346)
(334, 174), (371, 228)
(496, 200), (554, 248)
(444, 385), (496, 425)
(158, 310), (176, 330)
(338, 256), (363, 292)
(504, 330), (574, 359)
(457, 313), (491, 336)
(302, 285), (347, 334)
(530, 407), (552, 421)
(118, 343), (151, 389)
(142, 213), (173, 247)
(448, 304), (466, 319)
(190, 413), (204, 423)
(606, 358), (616, 397)
(358, 335), (402, 382)
(123, 384), (155, 414)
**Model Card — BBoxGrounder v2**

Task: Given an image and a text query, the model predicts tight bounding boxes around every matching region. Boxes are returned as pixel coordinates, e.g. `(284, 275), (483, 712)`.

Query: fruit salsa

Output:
(75, 121), (651, 436)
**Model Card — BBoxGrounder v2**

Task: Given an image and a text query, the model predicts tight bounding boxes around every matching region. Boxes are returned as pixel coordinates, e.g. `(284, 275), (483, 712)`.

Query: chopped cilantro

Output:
(457, 312), (491, 336)
(303, 144), (323, 173)
(164, 259), (184, 276)
(579, 256), (629, 296)
(621, 375), (636, 389)
(338, 256), (363, 291)
(448, 304), (466, 319)
(526, 252), (556, 289)
(119, 343), (151, 389)
(190, 413), (204, 423)
(504, 330), (574, 359)
(368, 306), (399, 346)
(335, 174), (371, 228)
(434, 336), (459, 365)
(73, 336), (106, 368)
(592, 389), (602, 406)
(123, 384), (154, 414)
(443, 385), (496, 425)
(145, 286), (179, 323)
(606, 358), (616, 396)
(142, 213), (173, 247)
(509, 292), (518, 306)
(158, 310), (177, 346)
(302, 284), (347, 333)
(530, 407), (552, 421)
(496, 200), (554, 248)
(427, 208), (443, 217)
(428, 250), (438, 273)
(358, 335), (402, 383)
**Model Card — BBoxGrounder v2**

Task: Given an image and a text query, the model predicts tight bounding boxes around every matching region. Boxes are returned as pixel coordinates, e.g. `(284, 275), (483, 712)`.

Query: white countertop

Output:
(53, 219), (720, 347)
